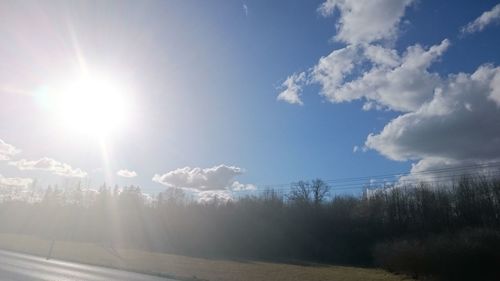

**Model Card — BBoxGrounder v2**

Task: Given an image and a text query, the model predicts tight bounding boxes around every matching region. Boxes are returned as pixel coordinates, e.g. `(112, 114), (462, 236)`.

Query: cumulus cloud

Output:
(0, 139), (20, 161)
(277, 72), (307, 105)
(490, 69), (500, 106)
(190, 180), (255, 203)
(398, 158), (500, 185)
(0, 174), (33, 188)
(363, 44), (401, 67)
(230, 180), (256, 191)
(9, 157), (87, 178)
(283, 40), (450, 111)
(314, 39), (450, 112)
(279, 0), (500, 182)
(311, 44), (361, 99)
(153, 164), (252, 191)
(461, 4), (500, 34)
(196, 190), (234, 203)
(117, 169), (137, 178)
(365, 64), (500, 162)
(278, 0), (417, 106)
(318, 0), (415, 44)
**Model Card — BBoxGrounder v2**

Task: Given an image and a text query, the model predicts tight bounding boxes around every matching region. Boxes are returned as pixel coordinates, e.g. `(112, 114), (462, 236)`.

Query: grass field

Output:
(0, 233), (411, 281)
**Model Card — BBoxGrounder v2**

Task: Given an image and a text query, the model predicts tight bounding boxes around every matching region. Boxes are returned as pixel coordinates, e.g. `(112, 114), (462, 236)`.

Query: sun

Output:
(52, 72), (131, 138)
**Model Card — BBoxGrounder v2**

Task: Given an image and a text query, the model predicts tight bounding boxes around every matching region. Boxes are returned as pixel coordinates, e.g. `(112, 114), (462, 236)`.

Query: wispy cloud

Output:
(9, 157), (87, 178)
(277, 72), (307, 105)
(242, 3), (248, 16)
(461, 4), (500, 35)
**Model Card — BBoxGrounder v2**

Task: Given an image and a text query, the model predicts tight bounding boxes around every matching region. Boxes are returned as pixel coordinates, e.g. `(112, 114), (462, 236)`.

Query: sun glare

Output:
(52, 73), (131, 138)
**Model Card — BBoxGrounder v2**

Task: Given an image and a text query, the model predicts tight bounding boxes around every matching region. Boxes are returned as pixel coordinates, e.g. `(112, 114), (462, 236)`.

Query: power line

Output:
(325, 162), (500, 184)
(233, 175), (500, 197)
(256, 161), (500, 188)
(235, 162), (500, 194)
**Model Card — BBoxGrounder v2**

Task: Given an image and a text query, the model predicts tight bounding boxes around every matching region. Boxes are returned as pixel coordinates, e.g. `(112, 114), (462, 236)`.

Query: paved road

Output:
(0, 249), (174, 281)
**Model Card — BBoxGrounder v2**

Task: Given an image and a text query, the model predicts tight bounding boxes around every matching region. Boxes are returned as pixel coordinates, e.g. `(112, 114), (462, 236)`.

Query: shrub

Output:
(373, 228), (500, 280)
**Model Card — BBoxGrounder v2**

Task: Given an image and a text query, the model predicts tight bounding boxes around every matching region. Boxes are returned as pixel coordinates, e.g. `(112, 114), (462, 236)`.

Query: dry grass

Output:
(0, 233), (411, 281)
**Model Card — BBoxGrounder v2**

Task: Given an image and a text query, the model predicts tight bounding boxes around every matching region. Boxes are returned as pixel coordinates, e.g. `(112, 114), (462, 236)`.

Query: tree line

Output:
(0, 177), (500, 280)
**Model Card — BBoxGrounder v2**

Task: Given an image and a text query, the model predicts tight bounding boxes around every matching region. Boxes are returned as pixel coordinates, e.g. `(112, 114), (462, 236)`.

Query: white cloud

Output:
(280, 0), (500, 182)
(314, 39), (450, 112)
(489, 69), (500, 106)
(363, 44), (401, 67)
(461, 4), (500, 34)
(153, 164), (249, 191)
(117, 169), (137, 178)
(277, 72), (307, 105)
(365, 64), (500, 167)
(196, 190), (234, 203)
(141, 192), (154, 204)
(397, 157), (455, 183)
(0, 139), (20, 161)
(278, 0), (418, 106)
(311, 44), (361, 100)
(318, 0), (415, 44)
(230, 180), (256, 191)
(0, 174), (33, 188)
(353, 145), (368, 153)
(9, 157), (87, 178)
(397, 158), (500, 185)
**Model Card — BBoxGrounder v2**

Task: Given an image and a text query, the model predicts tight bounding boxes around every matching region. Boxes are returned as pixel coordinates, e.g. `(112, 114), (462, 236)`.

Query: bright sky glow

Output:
(0, 0), (499, 199)
(51, 73), (131, 138)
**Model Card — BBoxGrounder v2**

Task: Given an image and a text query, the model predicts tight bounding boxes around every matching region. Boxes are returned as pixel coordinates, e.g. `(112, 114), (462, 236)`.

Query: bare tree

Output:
(289, 180), (311, 203)
(311, 179), (330, 205)
(288, 179), (330, 205)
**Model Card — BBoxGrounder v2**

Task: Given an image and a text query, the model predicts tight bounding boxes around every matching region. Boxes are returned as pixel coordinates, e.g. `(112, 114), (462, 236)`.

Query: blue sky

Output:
(1, 0), (500, 198)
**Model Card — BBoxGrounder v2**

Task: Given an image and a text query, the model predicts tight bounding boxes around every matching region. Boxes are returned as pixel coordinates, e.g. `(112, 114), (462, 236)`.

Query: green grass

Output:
(0, 233), (412, 281)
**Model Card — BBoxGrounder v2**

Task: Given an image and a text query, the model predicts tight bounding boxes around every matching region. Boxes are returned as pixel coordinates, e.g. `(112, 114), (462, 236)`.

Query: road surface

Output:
(0, 249), (175, 281)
